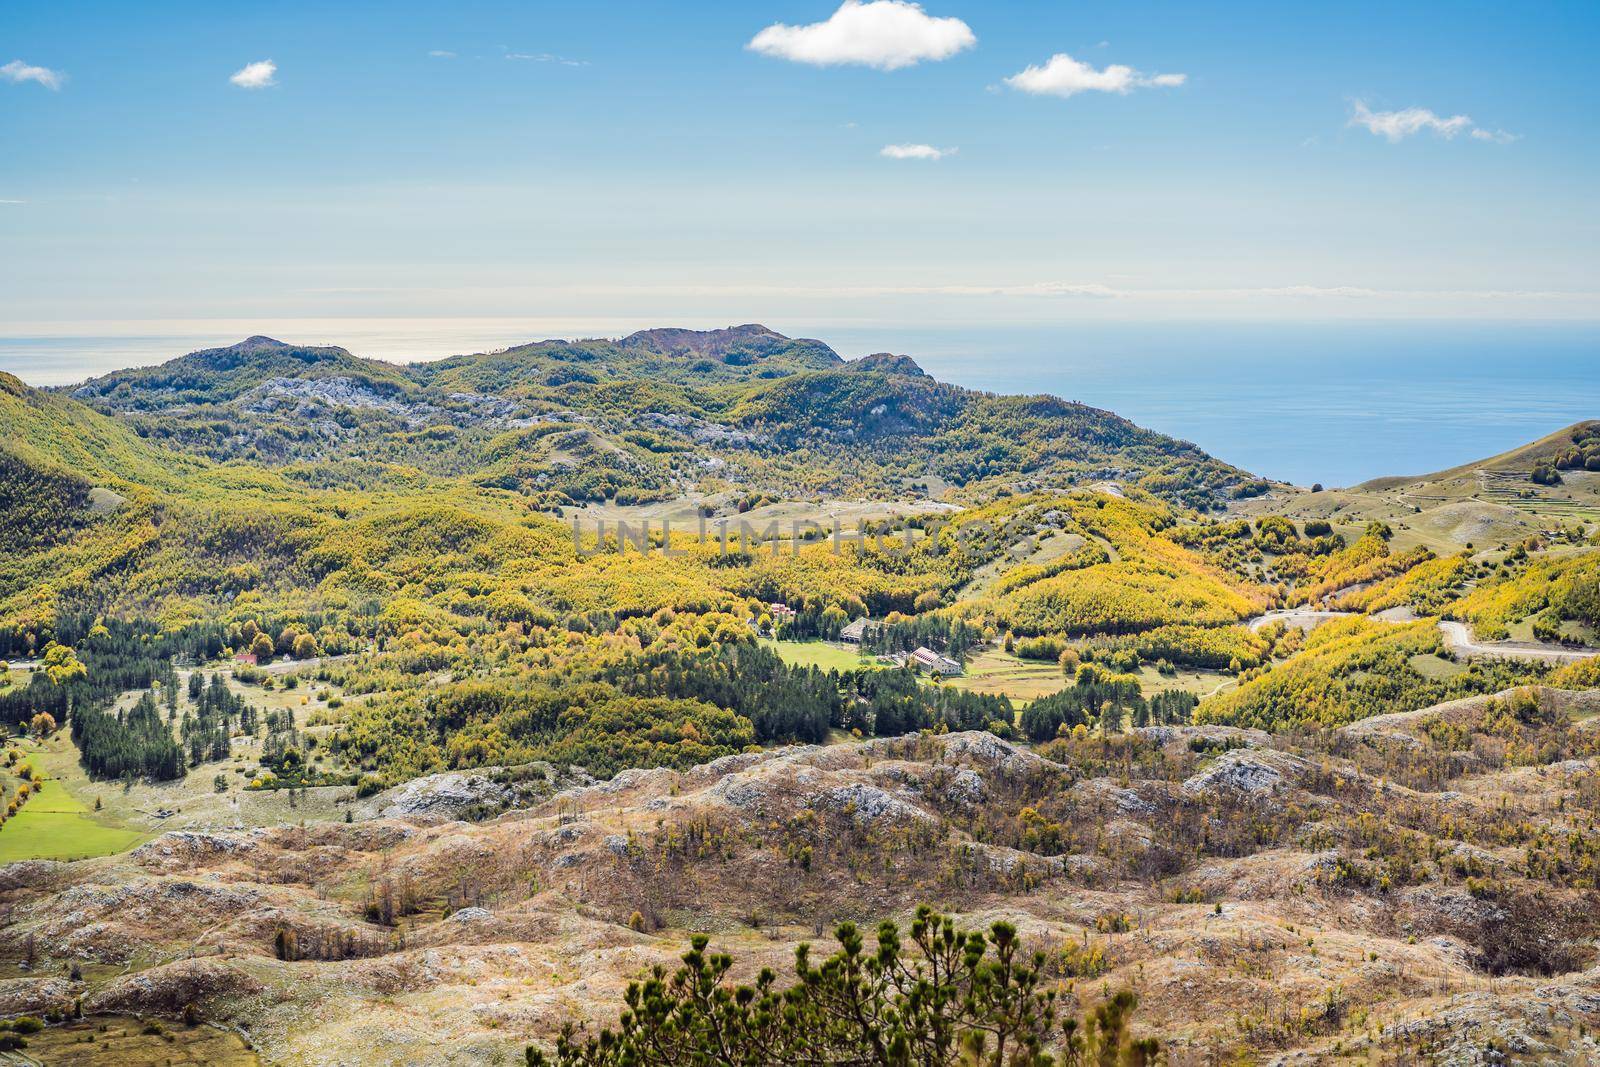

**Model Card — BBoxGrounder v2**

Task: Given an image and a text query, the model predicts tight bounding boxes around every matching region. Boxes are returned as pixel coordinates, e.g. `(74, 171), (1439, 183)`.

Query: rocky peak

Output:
(619, 324), (842, 367)
(848, 352), (927, 377)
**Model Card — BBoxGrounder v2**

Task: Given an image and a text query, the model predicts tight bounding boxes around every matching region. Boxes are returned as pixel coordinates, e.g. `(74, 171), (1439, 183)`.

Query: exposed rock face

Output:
(934, 731), (1052, 777)
(248, 375), (412, 415)
(1180, 749), (1307, 799)
(1136, 724), (1270, 749)
(355, 770), (517, 821)
(1071, 778), (1156, 819)
(809, 783), (933, 828)
(939, 768), (988, 807)
(637, 412), (770, 448)
(707, 776), (770, 813)
(132, 829), (265, 869)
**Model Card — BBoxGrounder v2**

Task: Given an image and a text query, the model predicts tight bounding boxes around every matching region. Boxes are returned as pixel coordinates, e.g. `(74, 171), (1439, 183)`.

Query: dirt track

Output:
(1245, 612), (1598, 665)
(1246, 609), (1353, 633)
(1437, 620), (1597, 664)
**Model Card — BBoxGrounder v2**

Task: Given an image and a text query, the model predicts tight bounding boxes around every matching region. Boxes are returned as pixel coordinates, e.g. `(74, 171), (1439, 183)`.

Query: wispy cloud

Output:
(506, 51), (587, 67)
(1348, 101), (1514, 144)
(428, 50), (457, 59)
(1, 60), (64, 90)
(880, 143), (955, 160)
(749, 0), (975, 71)
(1348, 102), (1468, 141)
(1006, 53), (1185, 98)
(0, 199), (26, 205)
(897, 282), (1121, 297)
(229, 59), (277, 89)
(525, 281), (1589, 306)
(1470, 127), (1520, 145)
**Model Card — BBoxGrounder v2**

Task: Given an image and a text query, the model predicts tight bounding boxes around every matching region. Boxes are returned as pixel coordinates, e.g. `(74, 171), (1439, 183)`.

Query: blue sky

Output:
(3, 0), (1597, 327)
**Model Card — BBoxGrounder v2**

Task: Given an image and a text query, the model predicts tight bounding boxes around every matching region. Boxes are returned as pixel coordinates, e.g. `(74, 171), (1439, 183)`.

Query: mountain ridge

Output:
(58, 326), (1254, 509)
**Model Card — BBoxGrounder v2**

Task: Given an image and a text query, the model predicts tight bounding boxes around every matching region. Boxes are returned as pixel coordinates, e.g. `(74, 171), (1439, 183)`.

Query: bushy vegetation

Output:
(1197, 618), (1545, 730)
(1549, 423), (1600, 473)
(529, 906), (1157, 1067)
(991, 497), (1265, 637)
(1449, 549), (1600, 641)
(1335, 553), (1470, 614)
(4, 335), (1598, 796)
(1020, 665), (1196, 741)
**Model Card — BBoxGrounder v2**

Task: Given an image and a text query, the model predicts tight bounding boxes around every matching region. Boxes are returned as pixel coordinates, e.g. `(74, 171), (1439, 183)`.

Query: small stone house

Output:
(908, 646), (962, 675)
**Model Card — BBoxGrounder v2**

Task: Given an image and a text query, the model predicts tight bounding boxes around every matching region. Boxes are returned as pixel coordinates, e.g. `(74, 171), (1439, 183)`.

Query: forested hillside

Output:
(2, 329), (1598, 1067)
(63, 327), (1246, 504)
(0, 330), (1592, 787)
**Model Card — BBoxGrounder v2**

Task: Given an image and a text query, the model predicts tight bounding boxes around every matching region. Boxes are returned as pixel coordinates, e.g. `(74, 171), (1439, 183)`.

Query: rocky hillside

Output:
(4, 687), (1600, 1063)
(73, 336), (415, 408)
(56, 327), (1250, 507)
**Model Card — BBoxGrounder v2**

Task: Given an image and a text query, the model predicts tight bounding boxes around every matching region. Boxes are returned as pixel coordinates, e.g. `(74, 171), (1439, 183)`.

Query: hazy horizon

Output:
(5, 317), (1595, 489)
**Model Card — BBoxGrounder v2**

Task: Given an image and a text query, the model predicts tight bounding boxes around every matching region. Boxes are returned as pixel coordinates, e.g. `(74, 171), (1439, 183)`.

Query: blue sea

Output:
(3, 319), (1595, 489)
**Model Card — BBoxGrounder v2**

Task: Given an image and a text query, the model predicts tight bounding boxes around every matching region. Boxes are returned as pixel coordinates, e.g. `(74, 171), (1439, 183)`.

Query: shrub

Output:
(528, 906), (1158, 1066)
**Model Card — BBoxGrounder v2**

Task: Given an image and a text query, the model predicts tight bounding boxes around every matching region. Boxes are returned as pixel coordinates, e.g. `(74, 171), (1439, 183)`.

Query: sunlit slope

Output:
(1358, 420), (1600, 490)
(0, 371), (203, 491)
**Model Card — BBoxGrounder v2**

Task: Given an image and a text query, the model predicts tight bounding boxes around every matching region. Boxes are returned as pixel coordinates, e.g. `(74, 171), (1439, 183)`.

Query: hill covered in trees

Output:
(60, 326), (1248, 506)
(2, 332), (1592, 777)
(1, 330), (1599, 1064)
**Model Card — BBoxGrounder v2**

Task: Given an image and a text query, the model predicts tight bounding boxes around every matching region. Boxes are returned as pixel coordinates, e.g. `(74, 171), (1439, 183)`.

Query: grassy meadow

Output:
(0, 752), (146, 863)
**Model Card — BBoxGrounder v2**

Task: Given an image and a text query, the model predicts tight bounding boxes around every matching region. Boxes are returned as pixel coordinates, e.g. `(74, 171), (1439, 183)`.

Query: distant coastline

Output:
(2, 318), (1596, 488)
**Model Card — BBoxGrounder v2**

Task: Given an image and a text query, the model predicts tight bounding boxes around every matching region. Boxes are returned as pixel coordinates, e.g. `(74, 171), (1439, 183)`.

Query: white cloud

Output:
(1470, 127), (1519, 145)
(1232, 285), (1380, 298)
(1347, 102), (1518, 144)
(906, 281), (1121, 297)
(428, 50), (457, 59)
(749, 0), (975, 71)
(229, 60), (277, 90)
(1, 60), (64, 90)
(1348, 101), (1472, 142)
(506, 51), (587, 67)
(1005, 53), (1185, 97)
(880, 143), (954, 160)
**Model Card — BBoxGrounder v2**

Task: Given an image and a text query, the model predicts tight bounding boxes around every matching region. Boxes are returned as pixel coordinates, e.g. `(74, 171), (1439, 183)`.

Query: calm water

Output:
(2, 319), (1595, 488)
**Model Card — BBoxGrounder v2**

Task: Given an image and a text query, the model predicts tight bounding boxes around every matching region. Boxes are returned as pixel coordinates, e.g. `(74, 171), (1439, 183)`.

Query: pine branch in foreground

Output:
(528, 904), (1160, 1067)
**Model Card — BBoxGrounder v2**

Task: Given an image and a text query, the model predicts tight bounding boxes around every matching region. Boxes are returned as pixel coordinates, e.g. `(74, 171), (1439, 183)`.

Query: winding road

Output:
(1245, 610), (1597, 665)
(1435, 621), (1596, 664)
(1247, 610), (1353, 634)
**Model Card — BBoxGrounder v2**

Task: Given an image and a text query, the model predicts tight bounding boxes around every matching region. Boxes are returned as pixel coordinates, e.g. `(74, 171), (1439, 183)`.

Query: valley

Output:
(1, 327), (1598, 1064)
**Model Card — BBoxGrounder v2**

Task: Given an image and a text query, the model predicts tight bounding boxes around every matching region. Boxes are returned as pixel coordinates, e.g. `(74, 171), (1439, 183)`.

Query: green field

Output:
(947, 649), (1069, 704)
(1130, 664), (1236, 698)
(0, 773), (147, 864)
(1408, 652), (1469, 681)
(761, 638), (880, 672)
(19, 1016), (260, 1066)
(948, 648), (1231, 705)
